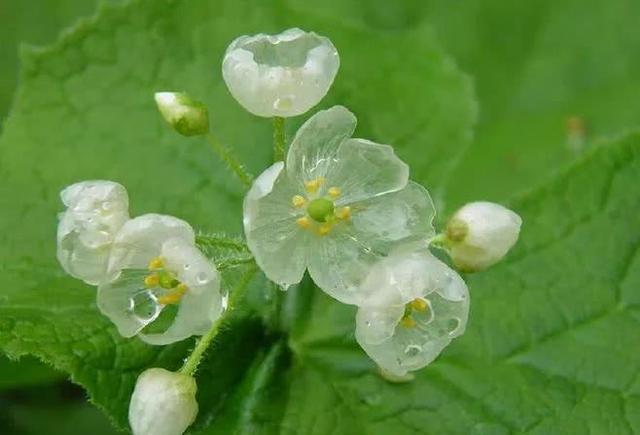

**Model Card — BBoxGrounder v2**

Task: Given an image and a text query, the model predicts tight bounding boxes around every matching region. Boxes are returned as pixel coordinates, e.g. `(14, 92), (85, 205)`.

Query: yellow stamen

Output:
(144, 274), (160, 288)
(335, 206), (351, 220)
(296, 217), (311, 229)
(328, 187), (341, 199)
(157, 283), (188, 305)
(148, 257), (164, 270)
(304, 177), (325, 194)
(399, 316), (416, 328)
(317, 223), (332, 236)
(292, 195), (306, 208)
(409, 298), (429, 312)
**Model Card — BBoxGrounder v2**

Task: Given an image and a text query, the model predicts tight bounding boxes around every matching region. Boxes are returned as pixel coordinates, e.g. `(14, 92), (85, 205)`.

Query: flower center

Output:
(399, 298), (430, 328)
(144, 257), (188, 305)
(291, 177), (352, 236)
(307, 198), (335, 223)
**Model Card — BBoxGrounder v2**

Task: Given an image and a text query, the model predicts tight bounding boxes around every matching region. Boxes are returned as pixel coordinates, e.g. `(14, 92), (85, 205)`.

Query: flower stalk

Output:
(273, 116), (286, 162)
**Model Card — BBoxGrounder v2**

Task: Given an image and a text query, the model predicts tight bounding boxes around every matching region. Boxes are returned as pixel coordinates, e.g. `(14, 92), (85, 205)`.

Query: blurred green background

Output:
(1, 0), (638, 433)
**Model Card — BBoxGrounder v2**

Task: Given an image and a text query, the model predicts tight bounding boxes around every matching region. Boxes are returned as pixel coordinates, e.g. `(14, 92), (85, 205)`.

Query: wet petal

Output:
(57, 180), (129, 284)
(329, 139), (409, 204)
(285, 106), (356, 183)
(244, 163), (308, 289)
(97, 269), (163, 337)
(107, 214), (195, 278)
(140, 239), (223, 345)
(354, 246), (470, 376)
(222, 28), (339, 117)
(349, 182), (436, 255)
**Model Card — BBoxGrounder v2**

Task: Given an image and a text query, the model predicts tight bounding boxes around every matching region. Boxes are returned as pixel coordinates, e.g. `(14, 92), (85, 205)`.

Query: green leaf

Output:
(0, 0), (474, 431)
(0, 0), (121, 125)
(422, 0), (640, 207)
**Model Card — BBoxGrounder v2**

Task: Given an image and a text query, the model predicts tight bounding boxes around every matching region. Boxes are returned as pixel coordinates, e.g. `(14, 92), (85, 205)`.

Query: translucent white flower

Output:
(56, 180), (129, 285)
(97, 214), (223, 345)
(243, 106), (436, 304)
(129, 368), (198, 435)
(355, 244), (469, 377)
(154, 92), (209, 136)
(222, 28), (339, 117)
(446, 201), (522, 272)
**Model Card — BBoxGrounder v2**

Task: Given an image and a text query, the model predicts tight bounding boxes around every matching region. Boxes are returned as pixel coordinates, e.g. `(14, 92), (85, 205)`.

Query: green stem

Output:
(205, 133), (253, 187)
(273, 116), (286, 162)
(428, 233), (451, 252)
(179, 313), (225, 376)
(179, 263), (257, 376)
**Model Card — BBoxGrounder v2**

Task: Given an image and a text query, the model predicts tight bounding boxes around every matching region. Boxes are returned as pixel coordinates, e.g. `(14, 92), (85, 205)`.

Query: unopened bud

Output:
(446, 201), (522, 272)
(154, 92), (209, 136)
(129, 368), (198, 435)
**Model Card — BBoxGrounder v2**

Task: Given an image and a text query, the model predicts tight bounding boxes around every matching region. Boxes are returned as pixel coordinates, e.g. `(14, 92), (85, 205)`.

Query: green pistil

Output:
(307, 198), (335, 223)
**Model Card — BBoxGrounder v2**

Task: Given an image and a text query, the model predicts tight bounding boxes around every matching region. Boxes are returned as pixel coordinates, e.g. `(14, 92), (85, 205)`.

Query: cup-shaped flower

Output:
(222, 28), (339, 117)
(57, 180), (129, 285)
(355, 244), (469, 377)
(243, 106), (436, 304)
(97, 214), (223, 345)
(445, 201), (522, 272)
(154, 92), (209, 136)
(129, 368), (198, 435)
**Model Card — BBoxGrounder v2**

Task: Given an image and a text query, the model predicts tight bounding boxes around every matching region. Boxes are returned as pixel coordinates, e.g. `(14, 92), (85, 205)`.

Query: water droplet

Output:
(404, 344), (421, 357)
(447, 318), (461, 335)
(196, 272), (208, 284)
(184, 263), (191, 270)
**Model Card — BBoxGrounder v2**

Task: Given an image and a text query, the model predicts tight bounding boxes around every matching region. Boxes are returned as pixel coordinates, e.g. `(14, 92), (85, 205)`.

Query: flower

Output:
(129, 368), (198, 435)
(355, 244), (469, 377)
(445, 201), (522, 272)
(57, 180), (129, 285)
(222, 28), (339, 117)
(154, 92), (209, 136)
(97, 214), (223, 345)
(243, 106), (436, 304)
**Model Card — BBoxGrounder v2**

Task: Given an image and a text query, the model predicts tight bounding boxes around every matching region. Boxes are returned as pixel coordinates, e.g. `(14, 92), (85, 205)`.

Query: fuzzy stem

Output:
(205, 133), (253, 187)
(273, 117), (286, 162)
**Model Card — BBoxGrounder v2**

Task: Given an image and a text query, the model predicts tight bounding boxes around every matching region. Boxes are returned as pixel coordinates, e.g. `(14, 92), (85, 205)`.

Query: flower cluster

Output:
(57, 182), (223, 346)
(56, 28), (522, 435)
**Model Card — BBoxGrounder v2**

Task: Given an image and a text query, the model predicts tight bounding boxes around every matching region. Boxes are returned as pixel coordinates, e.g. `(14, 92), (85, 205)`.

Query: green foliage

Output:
(0, 0), (122, 125)
(0, 0), (638, 434)
(423, 0), (640, 207)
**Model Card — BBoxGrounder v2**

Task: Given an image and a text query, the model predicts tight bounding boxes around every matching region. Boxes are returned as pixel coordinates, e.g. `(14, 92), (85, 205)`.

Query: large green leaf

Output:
(0, 0), (474, 431)
(0, 0), (121, 125)
(422, 0), (640, 207)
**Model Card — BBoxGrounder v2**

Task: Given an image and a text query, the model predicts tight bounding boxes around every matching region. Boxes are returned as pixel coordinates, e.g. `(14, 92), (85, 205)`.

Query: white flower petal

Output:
(328, 138), (409, 204)
(97, 269), (162, 337)
(355, 246), (470, 376)
(56, 180), (129, 285)
(222, 28), (339, 117)
(107, 214), (195, 277)
(140, 239), (223, 346)
(129, 368), (198, 435)
(306, 227), (382, 305)
(448, 201), (522, 272)
(243, 164), (308, 289)
(285, 105), (356, 183)
(349, 182), (436, 253)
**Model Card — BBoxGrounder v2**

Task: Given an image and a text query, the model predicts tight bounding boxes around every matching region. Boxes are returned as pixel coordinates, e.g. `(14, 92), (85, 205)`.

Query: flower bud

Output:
(154, 92), (209, 136)
(446, 201), (522, 272)
(129, 368), (198, 435)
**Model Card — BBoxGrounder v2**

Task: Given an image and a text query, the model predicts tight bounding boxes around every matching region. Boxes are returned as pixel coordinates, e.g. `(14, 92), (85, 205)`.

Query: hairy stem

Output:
(273, 116), (286, 162)
(205, 133), (253, 187)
